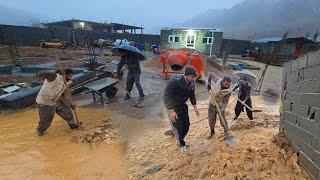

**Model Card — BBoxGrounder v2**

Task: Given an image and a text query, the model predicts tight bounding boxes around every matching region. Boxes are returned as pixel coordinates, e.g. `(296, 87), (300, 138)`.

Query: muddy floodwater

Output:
(0, 108), (124, 179)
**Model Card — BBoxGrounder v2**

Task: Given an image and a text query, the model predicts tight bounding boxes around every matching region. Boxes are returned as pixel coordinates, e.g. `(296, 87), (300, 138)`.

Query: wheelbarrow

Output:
(82, 77), (118, 106)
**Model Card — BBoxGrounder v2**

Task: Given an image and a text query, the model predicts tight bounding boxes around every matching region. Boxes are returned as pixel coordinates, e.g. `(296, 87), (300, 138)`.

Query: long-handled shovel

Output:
(164, 116), (209, 136)
(235, 97), (262, 113)
(220, 89), (262, 113)
(208, 90), (237, 147)
(55, 56), (84, 129)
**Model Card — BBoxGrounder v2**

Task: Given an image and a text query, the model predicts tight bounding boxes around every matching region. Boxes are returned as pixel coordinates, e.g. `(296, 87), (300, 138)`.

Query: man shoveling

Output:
(36, 70), (79, 136)
(233, 76), (254, 121)
(164, 66), (200, 155)
(206, 73), (232, 139)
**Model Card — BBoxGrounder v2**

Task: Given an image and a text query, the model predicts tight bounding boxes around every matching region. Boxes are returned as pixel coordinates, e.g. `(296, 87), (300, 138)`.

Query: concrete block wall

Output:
(0, 25), (160, 47)
(280, 50), (320, 179)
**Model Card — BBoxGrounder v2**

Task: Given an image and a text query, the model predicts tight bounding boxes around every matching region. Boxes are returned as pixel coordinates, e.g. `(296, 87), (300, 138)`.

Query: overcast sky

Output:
(0, 0), (242, 34)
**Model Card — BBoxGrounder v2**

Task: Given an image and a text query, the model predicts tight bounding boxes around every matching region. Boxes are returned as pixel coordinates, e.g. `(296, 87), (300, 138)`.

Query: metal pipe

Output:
(209, 29), (215, 57)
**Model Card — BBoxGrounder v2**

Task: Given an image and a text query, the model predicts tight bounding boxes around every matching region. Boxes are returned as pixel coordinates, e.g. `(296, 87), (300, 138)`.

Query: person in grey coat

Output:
(207, 73), (232, 139)
(117, 49), (145, 101)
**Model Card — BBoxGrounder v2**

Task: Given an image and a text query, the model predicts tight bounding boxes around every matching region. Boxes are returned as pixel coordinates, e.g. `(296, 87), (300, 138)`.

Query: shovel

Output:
(220, 89), (262, 113)
(55, 56), (84, 130)
(164, 116), (209, 136)
(235, 97), (262, 113)
(118, 81), (144, 108)
(209, 89), (237, 147)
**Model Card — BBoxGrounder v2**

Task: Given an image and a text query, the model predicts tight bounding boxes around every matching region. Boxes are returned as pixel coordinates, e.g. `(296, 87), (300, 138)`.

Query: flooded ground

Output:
(0, 108), (125, 179)
(0, 58), (311, 179)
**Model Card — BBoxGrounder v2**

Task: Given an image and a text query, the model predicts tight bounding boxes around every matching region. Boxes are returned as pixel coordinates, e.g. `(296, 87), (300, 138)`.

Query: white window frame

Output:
(186, 34), (196, 48)
(168, 35), (174, 43)
(168, 35), (179, 43)
(203, 37), (213, 44)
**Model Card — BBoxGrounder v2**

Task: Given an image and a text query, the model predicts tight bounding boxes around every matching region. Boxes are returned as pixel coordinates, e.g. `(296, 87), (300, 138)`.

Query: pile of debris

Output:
(230, 114), (279, 131)
(75, 119), (120, 144)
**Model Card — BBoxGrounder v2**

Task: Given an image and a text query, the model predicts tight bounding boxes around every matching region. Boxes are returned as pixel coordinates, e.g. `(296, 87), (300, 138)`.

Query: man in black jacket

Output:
(117, 49), (145, 101)
(164, 66), (200, 155)
(233, 77), (253, 120)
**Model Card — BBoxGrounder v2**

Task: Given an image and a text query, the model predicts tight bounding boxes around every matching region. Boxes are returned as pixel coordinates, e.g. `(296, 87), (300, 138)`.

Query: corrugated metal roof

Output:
(161, 27), (223, 32)
(252, 37), (283, 43)
(252, 36), (320, 43)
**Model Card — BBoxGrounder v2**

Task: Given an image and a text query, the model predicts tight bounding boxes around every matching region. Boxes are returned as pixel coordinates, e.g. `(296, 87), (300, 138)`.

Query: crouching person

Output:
(36, 70), (79, 136)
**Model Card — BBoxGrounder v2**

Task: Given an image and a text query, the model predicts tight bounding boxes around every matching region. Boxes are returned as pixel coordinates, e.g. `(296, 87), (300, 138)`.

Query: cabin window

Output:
(168, 35), (179, 43)
(186, 34), (196, 48)
(203, 37), (213, 44)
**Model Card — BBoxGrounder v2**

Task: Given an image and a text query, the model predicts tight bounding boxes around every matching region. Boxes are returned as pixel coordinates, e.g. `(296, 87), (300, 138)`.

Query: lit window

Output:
(79, 22), (85, 28)
(186, 34), (195, 48)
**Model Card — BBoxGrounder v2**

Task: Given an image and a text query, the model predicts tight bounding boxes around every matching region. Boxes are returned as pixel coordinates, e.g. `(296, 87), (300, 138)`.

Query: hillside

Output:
(181, 0), (320, 39)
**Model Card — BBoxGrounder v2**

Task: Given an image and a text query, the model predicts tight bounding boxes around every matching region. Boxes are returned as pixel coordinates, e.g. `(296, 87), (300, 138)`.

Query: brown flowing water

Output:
(0, 108), (124, 179)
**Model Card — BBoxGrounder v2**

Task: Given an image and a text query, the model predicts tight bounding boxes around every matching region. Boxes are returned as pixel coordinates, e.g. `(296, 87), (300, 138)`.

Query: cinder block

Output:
(312, 136), (320, 153)
(299, 127), (315, 146)
(285, 92), (301, 104)
(283, 61), (292, 74)
(299, 79), (320, 94)
(284, 111), (297, 125)
(299, 152), (319, 179)
(297, 116), (319, 136)
(292, 59), (301, 72)
(283, 121), (306, 147)
(299, 55), (309, 69)
(292, 56), (308, 71)
(286, 82), (300, 93)
(287, 71), (299, 83)
(284, 124), (302, 146)
(285, 121), (314, 146)
(300, 143), (320, 167)
(301, 94), (320, 108)
(315, 108), (320, 124)
(307, 50), (320, 67)
(283, 101), (293, 112)
(304, 65), (320, 81)
(293, 105), (310, 118)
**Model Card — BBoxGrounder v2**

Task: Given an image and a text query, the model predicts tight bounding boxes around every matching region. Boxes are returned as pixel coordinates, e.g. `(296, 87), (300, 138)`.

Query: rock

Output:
(86, 136), (93, 142)
(144, 164), (166, 175)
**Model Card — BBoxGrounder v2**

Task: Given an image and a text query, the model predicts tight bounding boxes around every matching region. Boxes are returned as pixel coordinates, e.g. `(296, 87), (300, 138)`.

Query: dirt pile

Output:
(73, 119), (120, 144)
(230, 116), (279, 131)
(125, 95), (310, 179)
(126, 129), (310, 180)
